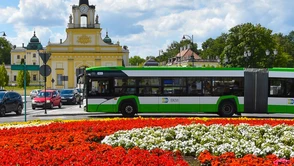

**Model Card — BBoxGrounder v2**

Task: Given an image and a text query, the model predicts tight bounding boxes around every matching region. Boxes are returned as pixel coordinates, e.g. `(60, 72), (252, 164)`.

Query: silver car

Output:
(30, 89), (41, 99)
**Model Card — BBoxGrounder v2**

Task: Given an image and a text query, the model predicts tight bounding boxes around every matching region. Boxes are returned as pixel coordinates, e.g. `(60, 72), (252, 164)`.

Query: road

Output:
(1, 97), (294, 123)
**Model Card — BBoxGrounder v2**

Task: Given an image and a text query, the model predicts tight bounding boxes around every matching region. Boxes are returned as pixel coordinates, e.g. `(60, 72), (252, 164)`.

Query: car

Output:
(30, 89), (41, 99)
(60, 89), (81, 104)
(31, 90), (62, 110)
(0, 91), (23, 116)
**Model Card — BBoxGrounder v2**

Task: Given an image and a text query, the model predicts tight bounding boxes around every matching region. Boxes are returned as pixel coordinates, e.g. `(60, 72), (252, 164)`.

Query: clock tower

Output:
(68, 0), (99, 28)
(45, 0), (130, 89)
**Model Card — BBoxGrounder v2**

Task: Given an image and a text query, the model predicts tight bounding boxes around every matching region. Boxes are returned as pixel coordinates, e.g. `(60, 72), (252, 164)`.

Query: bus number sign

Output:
(97, 72), (103, 75)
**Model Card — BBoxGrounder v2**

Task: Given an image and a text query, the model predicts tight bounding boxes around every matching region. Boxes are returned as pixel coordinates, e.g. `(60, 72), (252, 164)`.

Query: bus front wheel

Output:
(120, 102), (136, 117)
(219, 101), (235, 117)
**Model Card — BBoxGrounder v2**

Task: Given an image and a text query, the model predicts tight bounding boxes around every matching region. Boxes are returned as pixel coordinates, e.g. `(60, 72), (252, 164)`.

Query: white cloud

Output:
(1, 0), (294, 59)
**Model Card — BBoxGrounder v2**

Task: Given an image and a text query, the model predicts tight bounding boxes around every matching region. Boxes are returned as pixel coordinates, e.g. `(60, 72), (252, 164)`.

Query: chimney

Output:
(60, 39), (62, 44)
(22, 43), (24, 48)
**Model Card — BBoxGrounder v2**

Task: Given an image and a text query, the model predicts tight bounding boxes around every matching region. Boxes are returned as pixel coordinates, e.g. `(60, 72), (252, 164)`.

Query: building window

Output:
(17, 55), (20, 59)
(33, 75), (37, 81)
(14, 75), (16, 81)
(57, 74), (62, 85)
(33, 53), (36, 58)
(33, 62), (36, 65)
(24, 55), (26, 59)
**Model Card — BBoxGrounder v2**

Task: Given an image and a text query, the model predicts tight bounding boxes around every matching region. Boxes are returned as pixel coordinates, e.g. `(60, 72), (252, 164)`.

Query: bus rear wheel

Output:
(219, 101), (235, 117)
(120, 102), (136, 117)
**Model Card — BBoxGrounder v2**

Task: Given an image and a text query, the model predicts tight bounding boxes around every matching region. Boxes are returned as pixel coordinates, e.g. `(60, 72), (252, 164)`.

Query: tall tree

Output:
(201, 33), (228, 60)
(223, 23), (276, 68)
(0, 37), (12, 64)
(129, 56), (145, 66)
(16, 70), (31, 88)
(16, 59), (31, 88)
(0, 63), (8, 89)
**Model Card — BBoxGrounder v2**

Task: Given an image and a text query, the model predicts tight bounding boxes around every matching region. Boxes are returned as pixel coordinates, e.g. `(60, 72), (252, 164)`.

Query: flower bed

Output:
(0, 118), (293, 165)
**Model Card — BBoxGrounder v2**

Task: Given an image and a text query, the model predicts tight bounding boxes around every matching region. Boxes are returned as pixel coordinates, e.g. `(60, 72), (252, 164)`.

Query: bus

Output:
(77, 66), (294, 117)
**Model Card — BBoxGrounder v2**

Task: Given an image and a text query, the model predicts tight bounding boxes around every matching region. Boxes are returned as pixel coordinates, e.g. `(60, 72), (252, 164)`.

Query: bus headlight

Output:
(32, 100), (36, 104)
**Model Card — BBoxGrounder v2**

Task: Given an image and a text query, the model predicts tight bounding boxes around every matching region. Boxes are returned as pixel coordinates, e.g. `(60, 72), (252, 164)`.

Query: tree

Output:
(223, 23), (276, 68)
(129, 56), (145, 66)
(0, 37), (12, 64)
(0, 63), (8, 89)
(16, 59), (31, 88)
(16, 70), (31, 88)
(201, 33), (228, 60)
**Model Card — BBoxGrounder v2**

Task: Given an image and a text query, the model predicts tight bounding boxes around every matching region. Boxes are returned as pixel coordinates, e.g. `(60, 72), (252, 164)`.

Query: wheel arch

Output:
(117, 95), (140, 113)
(217, 95), (240, 113)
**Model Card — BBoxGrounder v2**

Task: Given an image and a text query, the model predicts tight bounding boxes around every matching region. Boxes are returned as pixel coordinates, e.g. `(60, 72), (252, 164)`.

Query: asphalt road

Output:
(1, 97), (294, 123)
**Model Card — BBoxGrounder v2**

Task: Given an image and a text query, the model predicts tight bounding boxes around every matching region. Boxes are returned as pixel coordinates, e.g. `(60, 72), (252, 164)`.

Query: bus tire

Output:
(120, 101), (136, 117)
(219, 100), (235, 117)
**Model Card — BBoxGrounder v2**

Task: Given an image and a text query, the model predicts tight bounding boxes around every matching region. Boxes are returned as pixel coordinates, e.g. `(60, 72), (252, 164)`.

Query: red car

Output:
(31, 90), (62, 110)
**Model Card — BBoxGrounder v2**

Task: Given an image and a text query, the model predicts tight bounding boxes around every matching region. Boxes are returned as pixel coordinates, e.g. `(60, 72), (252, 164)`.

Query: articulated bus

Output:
(77, 66), (294, 117)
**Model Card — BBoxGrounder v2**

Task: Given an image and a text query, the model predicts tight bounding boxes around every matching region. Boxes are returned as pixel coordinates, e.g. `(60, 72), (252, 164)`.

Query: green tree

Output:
(16, 70), (31, 88)
(0, 37), (12, 64)
(0, 63), (8, 89)
(272, 33), (294, 67)
(223, 23), (277, 68)
(201, 33), (228, 60)
(16, 59), (31, 88)
(129, 56), (145, 66)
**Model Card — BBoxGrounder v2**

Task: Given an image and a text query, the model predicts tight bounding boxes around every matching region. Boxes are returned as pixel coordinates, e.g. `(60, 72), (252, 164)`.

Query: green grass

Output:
(4, 86), (42, 96)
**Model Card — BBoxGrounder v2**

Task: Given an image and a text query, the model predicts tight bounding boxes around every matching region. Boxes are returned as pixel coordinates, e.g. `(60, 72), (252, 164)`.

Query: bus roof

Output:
(86, 66), (244, 71)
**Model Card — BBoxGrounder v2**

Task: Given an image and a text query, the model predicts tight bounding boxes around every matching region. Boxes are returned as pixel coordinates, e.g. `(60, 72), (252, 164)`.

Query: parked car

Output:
(60, 89), (81, 104)
(31, 90), (62, 110)
(30, 89), (41, 99)
(0, 91), (23, 116)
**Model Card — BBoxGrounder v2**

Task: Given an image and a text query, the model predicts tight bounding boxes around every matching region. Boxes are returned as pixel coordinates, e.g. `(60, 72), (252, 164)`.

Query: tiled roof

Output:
(175, 49), (201, 60)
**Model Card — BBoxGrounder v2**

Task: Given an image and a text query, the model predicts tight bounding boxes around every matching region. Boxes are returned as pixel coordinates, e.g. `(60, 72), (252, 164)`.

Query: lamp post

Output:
(0, 31), (6, 37)
(244, 49), (252, 68)
(265, 49), (278, 68)
(190, 54), (195, 67)
(176, 55), (181, 66)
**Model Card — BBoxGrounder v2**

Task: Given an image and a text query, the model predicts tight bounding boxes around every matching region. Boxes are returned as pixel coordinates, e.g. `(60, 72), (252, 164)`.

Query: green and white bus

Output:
(78, 66), (294, 117)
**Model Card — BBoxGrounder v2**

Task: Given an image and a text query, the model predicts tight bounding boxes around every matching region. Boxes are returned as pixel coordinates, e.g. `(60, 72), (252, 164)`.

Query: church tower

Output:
(45, 0), (129, 89)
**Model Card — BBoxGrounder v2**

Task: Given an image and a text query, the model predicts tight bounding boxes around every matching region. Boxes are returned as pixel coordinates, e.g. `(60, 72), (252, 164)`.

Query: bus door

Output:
(88, 78), (115, 112)
(184, 79), (202, 112)
(159, 78), (181, 113)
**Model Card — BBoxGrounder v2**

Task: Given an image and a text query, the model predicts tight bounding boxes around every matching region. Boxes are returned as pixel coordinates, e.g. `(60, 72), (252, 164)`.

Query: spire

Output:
(79, 0), (89, 6)
(33, 31), (36, 37)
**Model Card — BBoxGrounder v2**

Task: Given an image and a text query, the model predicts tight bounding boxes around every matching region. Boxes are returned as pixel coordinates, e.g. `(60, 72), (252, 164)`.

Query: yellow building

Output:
(9, 0), (129, 89)
(9, 32), (44, 87)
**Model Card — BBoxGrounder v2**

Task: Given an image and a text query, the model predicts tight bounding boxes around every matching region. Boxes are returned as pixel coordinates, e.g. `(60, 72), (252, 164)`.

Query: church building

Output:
(9, 0), (129, 89)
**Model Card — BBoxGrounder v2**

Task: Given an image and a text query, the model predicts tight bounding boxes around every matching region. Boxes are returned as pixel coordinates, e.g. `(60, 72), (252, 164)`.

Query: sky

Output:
(0, 0), (294, 59)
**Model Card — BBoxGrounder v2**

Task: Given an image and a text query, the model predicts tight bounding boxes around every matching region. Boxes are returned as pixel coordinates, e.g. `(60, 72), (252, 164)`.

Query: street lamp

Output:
(0, 31), (6, 37)
(190, 54), (195, 67)
(244, 49), (251, 68)
(182, 35), (193, 44)
(265, 49), (278, 68)
(176, 55), (181, 66)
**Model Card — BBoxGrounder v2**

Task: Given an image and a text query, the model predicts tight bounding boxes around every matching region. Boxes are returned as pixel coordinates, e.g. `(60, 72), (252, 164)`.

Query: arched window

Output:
(17, 55), (20, 59)
(81, 15), (87, 27)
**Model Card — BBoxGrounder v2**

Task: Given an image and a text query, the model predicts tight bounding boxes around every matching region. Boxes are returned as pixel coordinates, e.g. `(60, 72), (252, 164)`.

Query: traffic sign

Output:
(11, 65), (39, 71)
(39, 52), (51, 64)
(51, 78), (55, 83)
(39, 65), (51, 77)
